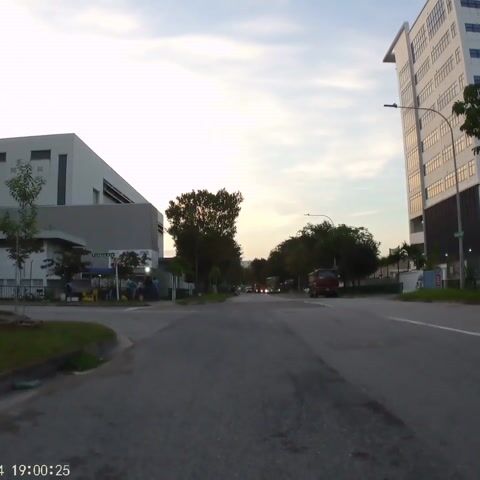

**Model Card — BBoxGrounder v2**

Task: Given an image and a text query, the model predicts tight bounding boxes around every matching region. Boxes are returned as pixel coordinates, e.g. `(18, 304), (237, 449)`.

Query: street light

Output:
(145, 266), (151, 274)
(384, 103), (465, 289)
(304, 213), (337, 268)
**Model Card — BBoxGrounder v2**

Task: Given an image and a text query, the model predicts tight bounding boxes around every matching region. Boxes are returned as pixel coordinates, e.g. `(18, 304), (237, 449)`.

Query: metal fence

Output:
(0, 285), (52, 301)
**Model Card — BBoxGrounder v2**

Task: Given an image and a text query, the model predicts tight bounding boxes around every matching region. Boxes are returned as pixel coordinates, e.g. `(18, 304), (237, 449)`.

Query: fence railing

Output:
(0, 285), (50, 300)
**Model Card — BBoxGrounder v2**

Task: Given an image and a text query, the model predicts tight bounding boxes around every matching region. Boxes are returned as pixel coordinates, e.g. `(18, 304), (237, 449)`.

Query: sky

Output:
(0, 0), (426, 259)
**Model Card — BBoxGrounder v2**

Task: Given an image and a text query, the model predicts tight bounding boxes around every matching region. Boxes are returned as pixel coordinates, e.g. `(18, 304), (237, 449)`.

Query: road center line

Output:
(386, 316), (480, 337)
(303, 301), (332, 308)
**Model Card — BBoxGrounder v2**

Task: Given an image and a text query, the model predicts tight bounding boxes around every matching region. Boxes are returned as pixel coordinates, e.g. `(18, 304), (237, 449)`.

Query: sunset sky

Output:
(0, 0), (426, 259)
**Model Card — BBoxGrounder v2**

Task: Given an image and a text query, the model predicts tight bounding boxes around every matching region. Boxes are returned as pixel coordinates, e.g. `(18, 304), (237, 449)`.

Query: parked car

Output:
(308, 268), (339, 297)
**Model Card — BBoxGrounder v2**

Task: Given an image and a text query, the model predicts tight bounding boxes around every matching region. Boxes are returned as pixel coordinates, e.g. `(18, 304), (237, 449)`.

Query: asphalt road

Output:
(0, 294), (477, 479)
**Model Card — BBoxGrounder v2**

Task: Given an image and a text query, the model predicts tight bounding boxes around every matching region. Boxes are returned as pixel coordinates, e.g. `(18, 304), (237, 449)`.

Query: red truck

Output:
(308, 269), (339, 297)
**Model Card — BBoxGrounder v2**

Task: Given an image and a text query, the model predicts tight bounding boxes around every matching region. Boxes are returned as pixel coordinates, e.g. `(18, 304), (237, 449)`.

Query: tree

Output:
(116, 251), (149, 278)
(0, 163), (45, 273)
(166, 189), (243, 291)
(209, 266), (221, 293)
(42, 247), (91, 288)
(452, 84), (480, 154)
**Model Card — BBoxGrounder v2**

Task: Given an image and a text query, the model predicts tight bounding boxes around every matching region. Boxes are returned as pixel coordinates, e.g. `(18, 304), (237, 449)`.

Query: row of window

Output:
(418, 80), (434, 105)
(432, 30), (451, 63)
(422, 128), (440, 151)
(415, 57), (431, 85)
(408, 171), (422, 193)
(407, 147), (420, 172)
(405, 126), (418, 150)
(403, 108), (417, 130)
(399, 62), (410, 89)
(0, 150), (51, 162)
(425, 160), (477, 199)
(420, 105), (437, 129)
(437, 80), (459, 110)
(412, 25), (428, 63)
(0, 279), (43, 287)
(410, 192), (423, 213)
(461, 0), (480, 8)
(424, 152), (443, 174)
(434, 55), (454, 87)
(401, 82), (414, 106)
(427, 0), (447, 40)
(466, 23), (480, 32)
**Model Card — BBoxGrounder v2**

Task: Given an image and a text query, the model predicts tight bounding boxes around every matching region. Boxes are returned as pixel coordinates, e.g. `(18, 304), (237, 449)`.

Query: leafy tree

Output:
(209, 266), (221, 293)
(42, 248), (91, 287)
(116, 251), (149, 278)
(250, 258), (268, 285)
(0, 163), (45, 272)
(166, 189), (243, 290)
(452, 84), (480, 154)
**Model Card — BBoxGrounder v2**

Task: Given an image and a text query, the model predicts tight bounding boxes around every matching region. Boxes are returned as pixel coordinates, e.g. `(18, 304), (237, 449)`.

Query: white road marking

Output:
(386, 316), (480, 338)
(124, 307), (150, 312)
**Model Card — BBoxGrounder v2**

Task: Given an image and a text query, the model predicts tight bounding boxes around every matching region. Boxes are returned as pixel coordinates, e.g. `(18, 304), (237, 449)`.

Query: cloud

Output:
(1, 1), (408, 259)
(349, 210), (382, 218)
(232, 16), (303, 36)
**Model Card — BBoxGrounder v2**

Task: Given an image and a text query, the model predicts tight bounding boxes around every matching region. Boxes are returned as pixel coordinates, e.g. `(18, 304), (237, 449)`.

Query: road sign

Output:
(454, 231), (464, 238)
(92, 252), (115, 258)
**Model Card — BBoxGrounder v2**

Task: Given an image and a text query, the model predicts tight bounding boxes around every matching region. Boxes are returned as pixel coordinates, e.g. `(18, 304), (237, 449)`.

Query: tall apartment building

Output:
(384, 0), (480, 262)
(0, 134), (164, 287)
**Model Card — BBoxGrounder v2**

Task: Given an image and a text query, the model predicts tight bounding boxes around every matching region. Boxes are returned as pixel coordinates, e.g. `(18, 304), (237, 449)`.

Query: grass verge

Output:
(399, 288), (480, 304)
(0, 321), (115, 374)
(177, 293), (233, 305)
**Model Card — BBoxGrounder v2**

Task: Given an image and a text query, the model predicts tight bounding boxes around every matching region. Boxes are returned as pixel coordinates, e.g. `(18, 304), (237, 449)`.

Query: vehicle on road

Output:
(266, 276), (281, 293)
(308, 268), (339, 297)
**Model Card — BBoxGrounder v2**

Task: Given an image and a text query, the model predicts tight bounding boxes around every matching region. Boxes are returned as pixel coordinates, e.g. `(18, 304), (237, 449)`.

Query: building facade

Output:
(384, 0), (480, 262)
(0, 134), (163, 289)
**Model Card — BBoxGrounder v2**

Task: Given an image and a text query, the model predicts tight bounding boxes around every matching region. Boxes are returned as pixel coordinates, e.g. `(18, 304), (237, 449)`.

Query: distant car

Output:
(245, 286), (253, 293)
(308, 268), (339, 297)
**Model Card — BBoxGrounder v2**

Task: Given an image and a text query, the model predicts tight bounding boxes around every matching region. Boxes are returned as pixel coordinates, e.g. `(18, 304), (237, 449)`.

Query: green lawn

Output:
(400, 288), (480, 304)
(177, 293), (233, 305)
(0, 321), (116, 374)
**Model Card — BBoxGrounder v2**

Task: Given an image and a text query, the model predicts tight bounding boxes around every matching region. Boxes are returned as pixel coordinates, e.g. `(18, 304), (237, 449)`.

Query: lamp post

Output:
(384, 103), (465, 289)
(304, 213), (337, 268)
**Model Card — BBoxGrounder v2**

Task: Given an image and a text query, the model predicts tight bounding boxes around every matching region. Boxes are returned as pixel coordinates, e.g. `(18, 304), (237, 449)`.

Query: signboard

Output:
(454, 231), (464, 238)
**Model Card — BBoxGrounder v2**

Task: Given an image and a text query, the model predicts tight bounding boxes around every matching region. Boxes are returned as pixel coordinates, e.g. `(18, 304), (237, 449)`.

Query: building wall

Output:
(0, 134), (148, 208)
(386, 0), (480, 250)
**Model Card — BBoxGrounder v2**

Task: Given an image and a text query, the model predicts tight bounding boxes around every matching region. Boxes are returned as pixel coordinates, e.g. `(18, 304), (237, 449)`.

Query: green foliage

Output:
(400, 288), (480, 304)
(255, 221), (380, 288)
(452, 84), (480, 154)
(116, 251), (149, 277)
(0, 163), (46, 270)
(165, 189), (243, 290)
(42, 248), (91, 283)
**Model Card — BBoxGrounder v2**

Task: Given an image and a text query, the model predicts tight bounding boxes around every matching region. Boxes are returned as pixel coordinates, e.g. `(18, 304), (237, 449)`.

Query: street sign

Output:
(92, 252), (116, 258)
(454, 231), (464, 238)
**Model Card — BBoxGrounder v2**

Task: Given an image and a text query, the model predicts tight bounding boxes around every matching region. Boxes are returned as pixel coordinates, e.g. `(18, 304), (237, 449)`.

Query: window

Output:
(440, 112), (461, 136)
(469, 160), (476, 176)
(437, 81), (459, 110)
(422, 129), (439, 151)
(445, 172), (456, 189)
(57, 154), (67, 206)
(415, 57), (431, 84)
(451, 22), (457, 37)
(418, 80), (434, 105)
(470, 49), (480, 58)
(458, 164), (469, 182)
(412, 26), (428, 62)
(407, 147), (420, 171)
(425, 153), (443, 174)
(427, 0), (447, 39)
(403, 108), (416, 129)
(434, 55), (455, 87)
(408, 171), (421, 193)
(454, 135), (466, 153)
(431, 31), (450, 63)
(455, 47), (462, 63)
(420, 106), (436, 129)
(30, 150), (51, 160)
(466, 23), (480, 32)
(399, 62), (410, 88)
(426, 179), (445, 199)
(0, 152), (5, 162)
(405, 126), (418, 150)
(443, 144), (454, 162)
(474, 75), (480, 84)
(401, 83), (414, 106)
(461, 0), (480, 7)
(410, 192), (423, 213)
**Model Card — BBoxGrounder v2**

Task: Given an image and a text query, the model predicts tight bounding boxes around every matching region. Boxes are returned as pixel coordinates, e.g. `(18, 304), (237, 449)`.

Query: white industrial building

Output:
(0, 133), (164, 294)
(384, 0), (480, 261)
